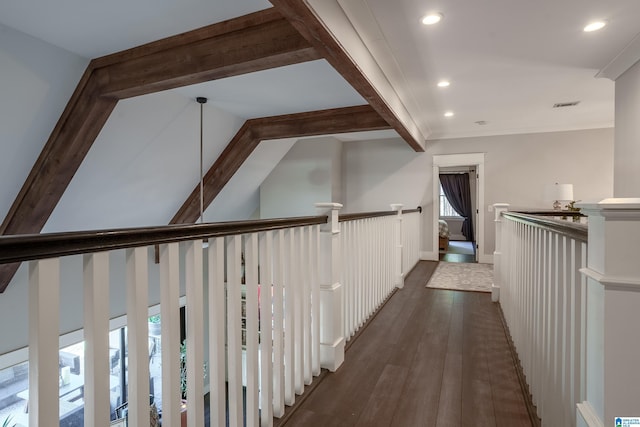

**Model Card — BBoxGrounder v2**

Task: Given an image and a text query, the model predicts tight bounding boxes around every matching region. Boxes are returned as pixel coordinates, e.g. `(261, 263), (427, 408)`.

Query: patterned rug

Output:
(426, 261), (493, 293)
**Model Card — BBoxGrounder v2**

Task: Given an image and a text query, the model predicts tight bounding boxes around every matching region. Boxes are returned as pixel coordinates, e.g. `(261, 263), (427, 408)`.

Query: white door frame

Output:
(433, 153), (490, 263)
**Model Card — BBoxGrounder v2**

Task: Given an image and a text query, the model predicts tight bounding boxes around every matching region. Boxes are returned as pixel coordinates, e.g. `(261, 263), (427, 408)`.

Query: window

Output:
(0, 320), (163, 426)
(439, 184), (461, 217)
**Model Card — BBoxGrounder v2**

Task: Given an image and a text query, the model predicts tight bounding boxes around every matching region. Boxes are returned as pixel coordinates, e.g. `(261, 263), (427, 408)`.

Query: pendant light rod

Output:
(197, 97), (207, 224)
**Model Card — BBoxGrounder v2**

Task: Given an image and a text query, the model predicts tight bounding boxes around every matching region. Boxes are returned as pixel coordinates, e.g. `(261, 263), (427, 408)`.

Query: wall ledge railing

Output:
(0, 203), (421, 427)
(492, 199), (640, 427)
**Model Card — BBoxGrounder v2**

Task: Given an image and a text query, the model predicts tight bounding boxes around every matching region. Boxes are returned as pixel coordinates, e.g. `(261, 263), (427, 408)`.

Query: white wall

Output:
(0, 23), (88, 222)
(614, 59), (640, 197)
(343, 138), (425, 213)
(260, 137), (343, 218)
(344, 128), (614, 258)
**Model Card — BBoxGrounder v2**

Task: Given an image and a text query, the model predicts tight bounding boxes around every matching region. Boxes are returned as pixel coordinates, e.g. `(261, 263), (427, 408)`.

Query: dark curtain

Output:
(439, 173), (474, 241)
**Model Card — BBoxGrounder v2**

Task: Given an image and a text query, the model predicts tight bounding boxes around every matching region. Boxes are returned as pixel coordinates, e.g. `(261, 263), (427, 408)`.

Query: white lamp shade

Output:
(545, 183), (574, 202)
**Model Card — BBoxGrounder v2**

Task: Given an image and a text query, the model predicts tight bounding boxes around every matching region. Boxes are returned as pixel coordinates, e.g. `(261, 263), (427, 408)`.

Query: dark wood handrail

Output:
(503, 212), (587, 243)
(0, 216), (327, 265)
(339, 206), (422, 222)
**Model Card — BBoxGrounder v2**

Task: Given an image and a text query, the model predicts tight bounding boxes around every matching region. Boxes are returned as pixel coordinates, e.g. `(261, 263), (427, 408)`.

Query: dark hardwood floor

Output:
(281, 261), (533, 427)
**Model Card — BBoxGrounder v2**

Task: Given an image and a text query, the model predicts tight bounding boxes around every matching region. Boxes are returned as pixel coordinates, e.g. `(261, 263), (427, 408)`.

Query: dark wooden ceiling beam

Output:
(269, 0), (425, 152)
(0, 71), (118, 238)
(171, 105), (390, 225)
(95, 9), (321, 99)
(0, 8), (321, 292)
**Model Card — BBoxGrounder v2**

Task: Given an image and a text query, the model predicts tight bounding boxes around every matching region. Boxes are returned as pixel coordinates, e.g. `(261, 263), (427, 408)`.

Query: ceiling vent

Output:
(475, 120), (487, 125)
(553, 101), (580, 108)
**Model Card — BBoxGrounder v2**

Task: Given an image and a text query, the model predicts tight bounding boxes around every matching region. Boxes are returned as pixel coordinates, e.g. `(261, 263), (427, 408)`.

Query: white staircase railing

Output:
(0, 203), (420, 427)
(339, 205), (421, 341)
(493, 200), (640, 427)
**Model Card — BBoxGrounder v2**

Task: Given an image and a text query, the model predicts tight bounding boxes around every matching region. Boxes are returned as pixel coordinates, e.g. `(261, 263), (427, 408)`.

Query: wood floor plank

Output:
(354, 364), (408, 426)
(280, 261), (533, 427)
(461, 292), (497, 425)
(436, 291), (464, 427)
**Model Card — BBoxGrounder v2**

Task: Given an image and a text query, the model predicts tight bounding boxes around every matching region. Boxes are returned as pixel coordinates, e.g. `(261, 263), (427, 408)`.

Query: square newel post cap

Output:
(577, 198), (640, 217)
(493, 203), (509, 221)
(315, 202), (343, 211)
(390, 203), (403, 212)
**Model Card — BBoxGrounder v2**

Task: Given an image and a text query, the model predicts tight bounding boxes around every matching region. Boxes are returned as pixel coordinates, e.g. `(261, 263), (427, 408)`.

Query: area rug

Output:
(426, 261), (493, 293)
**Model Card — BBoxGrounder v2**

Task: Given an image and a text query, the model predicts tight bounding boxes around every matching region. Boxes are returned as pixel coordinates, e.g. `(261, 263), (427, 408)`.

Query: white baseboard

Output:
(576, 401), (603, 427)
(420, 251), (438, 261)
(422, 251), (493, 263)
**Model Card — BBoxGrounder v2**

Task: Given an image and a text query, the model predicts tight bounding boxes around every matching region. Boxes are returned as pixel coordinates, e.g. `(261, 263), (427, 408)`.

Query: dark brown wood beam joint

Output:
(270, 0), (425, 152)
(171, 105), (390, 225)
(95, 14), (321, 99)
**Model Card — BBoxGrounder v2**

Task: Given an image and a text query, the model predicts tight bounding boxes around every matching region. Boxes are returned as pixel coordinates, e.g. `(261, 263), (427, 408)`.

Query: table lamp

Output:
(545, 183), (574, 210)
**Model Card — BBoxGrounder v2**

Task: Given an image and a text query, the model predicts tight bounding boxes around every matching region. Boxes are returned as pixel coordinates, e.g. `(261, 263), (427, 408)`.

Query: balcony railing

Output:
(492, 200), (640, 427)
(0, 203), (420, 427)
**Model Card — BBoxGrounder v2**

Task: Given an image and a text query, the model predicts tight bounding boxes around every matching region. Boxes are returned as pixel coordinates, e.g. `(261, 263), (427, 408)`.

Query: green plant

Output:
(179, 339), (208, 400)
(2, 415), (16, 427)
(180, 339), (187, 399)
(564, 200), (580, 212)
(148, 315), (161, 323)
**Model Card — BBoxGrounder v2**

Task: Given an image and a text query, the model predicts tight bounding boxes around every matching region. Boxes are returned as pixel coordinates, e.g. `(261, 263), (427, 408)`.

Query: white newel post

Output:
(390, 203), (404, 289)
(577, 198), (640, 426)
(492, 203), (510, 302)
(315, 202), (345, 372)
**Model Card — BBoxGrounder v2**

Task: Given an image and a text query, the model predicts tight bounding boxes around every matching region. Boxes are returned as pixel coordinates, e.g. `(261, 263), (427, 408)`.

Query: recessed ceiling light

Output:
(444, 111), (454, 117)
(421, 13), (443, 25)
(584, 21), (606, 32)
(437, 80), (450, 88)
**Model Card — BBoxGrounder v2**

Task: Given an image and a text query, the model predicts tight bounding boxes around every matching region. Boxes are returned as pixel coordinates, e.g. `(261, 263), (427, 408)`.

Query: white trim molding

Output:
(596, 33), (640, 81)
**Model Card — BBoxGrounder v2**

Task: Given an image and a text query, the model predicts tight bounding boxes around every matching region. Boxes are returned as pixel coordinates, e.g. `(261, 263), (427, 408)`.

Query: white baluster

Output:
(303, 227), (312, 385)
(126, 247), (150, 427)
(83, 252), (110, 426)
(28, 258), (60, 427)
(293, 227), (303, 395)
(259, 231), (274, 426)
(185, 240), (204, 427)
(283, 228), (295, 405)
(208, 238), (226, 427)
(272, 230), (285, 416)
(226, 235), (244, 425)
(159, 243), (182, 427)
(310, 225), (321, 376)
(245, 233), (260, 427)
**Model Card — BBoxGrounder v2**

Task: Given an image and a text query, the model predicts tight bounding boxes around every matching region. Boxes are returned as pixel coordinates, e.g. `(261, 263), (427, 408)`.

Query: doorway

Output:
(432, 153), (486, 263)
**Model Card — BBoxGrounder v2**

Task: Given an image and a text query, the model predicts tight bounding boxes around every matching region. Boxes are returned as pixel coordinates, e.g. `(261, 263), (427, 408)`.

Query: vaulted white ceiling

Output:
(1, 0), (639, 234)
(2, 0), (638, 140)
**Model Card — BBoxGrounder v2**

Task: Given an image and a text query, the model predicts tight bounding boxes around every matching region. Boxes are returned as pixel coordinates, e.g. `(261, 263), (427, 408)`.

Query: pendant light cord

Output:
(197, 97), (207, 224)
